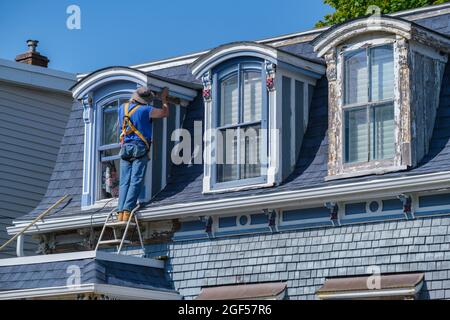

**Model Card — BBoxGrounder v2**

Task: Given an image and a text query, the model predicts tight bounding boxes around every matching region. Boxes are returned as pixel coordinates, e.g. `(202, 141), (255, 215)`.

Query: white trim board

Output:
(0, 58), (76, 93)
(0, 283), (181, 300)
(0, 250), (164, 269)
(8, 171), (450, 235)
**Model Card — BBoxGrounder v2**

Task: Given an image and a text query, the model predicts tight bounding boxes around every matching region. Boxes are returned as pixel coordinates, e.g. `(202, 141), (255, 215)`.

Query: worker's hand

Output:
(161, 87), (169, 102)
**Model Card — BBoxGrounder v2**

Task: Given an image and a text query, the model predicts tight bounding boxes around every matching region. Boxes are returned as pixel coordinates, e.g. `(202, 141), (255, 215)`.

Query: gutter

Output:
(0, 284), (181, 300)
(8, 170), (450, 235)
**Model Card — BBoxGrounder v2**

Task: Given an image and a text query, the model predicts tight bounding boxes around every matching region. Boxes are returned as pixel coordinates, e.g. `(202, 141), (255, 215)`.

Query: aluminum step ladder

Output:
(95, 204), (145, 255)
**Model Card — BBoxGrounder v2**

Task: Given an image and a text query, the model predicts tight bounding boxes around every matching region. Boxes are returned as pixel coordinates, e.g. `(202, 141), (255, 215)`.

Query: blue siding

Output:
(282, 76), (292, 180)
(178, 220), (204, 232)
(218, 216), (237, 228)
(419, 193), (450, 207)
(345, 202), (366, 215)
(283, 207), (329, 221)
(382, 198), (403, 211)
(250, 213), (268, 225)
(295, 80), (305, 161)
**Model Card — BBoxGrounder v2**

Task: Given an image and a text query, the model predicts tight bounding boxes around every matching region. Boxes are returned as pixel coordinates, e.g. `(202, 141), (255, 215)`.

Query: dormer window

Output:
(191, 42), (325, 193)
(313, 15), (450, 180)
(216, 60), (266, 186)
(71, 67), (198, 209)
(343, 44), (395, 164)
(98, 97), (125, 200)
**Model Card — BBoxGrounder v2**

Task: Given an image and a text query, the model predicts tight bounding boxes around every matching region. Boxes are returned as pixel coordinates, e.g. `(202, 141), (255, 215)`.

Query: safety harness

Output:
(120, 102), (151, 151)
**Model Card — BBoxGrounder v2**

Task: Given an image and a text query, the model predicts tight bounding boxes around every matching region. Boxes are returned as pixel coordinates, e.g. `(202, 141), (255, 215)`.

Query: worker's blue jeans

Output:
(117, 142), (149, 213)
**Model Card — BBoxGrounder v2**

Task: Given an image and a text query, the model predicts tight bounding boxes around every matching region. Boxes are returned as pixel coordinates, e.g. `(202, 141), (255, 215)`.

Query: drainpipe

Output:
(16, 234), (24, 257)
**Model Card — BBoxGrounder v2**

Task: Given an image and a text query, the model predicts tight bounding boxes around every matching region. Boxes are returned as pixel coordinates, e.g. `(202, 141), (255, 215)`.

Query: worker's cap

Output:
(131, 86), (155, 105)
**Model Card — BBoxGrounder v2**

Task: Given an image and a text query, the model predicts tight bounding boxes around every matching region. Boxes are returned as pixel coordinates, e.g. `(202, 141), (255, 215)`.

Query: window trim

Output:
(323, 36), (407, 181)
(210, 58), (269, 191)
(94, 93), (131, 203)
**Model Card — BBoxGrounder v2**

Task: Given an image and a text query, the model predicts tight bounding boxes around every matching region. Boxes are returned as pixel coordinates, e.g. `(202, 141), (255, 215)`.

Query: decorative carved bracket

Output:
(325, 202), (339, 225)
(265, 61), (276, 92)
(199, 216), (213, 235)
(201, 71), (212, 102)
(398, 194), (414, 219)
(35, 233), (55, 254)
(263, 209), (277, 232)
(81, 93), (94, 124)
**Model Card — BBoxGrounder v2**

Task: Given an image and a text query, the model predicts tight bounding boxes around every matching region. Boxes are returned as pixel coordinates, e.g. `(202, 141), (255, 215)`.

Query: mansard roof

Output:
(10, 7), (450, 231)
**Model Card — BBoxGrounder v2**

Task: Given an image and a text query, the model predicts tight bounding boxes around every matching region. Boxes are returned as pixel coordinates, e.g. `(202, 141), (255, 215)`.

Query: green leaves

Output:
(316, 0), (449, 27)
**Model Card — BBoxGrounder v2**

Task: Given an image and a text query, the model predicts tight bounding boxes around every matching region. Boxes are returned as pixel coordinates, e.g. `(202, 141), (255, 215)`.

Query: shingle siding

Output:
(0, 82), (73, 257)
(0, 258), (172, 292)
(140, 216), (450, 299)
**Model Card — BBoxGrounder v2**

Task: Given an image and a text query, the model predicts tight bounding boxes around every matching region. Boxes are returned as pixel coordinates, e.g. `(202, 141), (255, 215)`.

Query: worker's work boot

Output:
(122, 211), (131, 222)
(117, 212), (123, 221)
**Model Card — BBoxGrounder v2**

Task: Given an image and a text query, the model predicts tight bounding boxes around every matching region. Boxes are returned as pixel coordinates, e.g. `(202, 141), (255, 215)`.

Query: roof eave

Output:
(8, 170), (450, 236)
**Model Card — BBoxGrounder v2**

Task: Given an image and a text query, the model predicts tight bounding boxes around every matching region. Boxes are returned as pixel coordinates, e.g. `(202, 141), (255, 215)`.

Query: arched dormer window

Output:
(97, 95), (128, 200)
(71, 67), (198, 208)
(313, 15), (450, 180)
(214, 58), (267, 185)
(192, 42), (325, 193)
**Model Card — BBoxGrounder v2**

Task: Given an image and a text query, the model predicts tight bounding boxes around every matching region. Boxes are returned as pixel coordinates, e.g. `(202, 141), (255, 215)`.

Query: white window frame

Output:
(329, 35), (407, 180)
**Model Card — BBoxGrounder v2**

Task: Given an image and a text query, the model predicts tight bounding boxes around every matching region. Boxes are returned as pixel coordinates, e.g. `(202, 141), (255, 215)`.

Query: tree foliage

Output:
(316, 0), (449, 27)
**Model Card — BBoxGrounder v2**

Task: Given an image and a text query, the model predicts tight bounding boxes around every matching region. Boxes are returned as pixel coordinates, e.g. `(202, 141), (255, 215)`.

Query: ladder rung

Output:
(97, 239), (131, 246)
(105, 221), (136, 228)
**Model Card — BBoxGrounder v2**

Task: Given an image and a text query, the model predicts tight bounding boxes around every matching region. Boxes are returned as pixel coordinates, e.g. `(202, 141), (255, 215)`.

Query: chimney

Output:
(15, 40), (49, 68)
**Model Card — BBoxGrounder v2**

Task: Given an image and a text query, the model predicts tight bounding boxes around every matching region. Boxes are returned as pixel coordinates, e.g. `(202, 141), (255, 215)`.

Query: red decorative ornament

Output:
(266, 76), (274, 91)
(203, 88), (211, 100)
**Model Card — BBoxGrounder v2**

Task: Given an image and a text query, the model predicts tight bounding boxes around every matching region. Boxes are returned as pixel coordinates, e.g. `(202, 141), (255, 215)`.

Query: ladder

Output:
(95, 204), (145, 255)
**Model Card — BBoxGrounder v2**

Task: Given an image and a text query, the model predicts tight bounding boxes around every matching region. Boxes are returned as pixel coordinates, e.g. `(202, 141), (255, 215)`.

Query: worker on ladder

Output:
(116, 86), (170, 222)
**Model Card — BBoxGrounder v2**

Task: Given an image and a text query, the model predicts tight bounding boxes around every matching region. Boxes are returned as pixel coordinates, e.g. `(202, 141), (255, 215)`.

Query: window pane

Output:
(119, 98), (130, 105)
(371, 45), (394, 102)
(240, 125), (261, 179)
(345, 108), (368, 163)
(220, 74), (239, 126)
(243, 71), (262, 123)
(344, 49), (368, 105)
(371, 103), (395, 160)
(102, 101), (119, 145)
(217, 128), (238, 182)
(101, 148), (120, 159)
(101, 159), (120, 199)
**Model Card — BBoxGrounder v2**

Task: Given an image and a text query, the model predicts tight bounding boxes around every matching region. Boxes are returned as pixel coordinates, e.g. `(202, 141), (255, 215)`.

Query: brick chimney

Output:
(15, 40), (49, 68)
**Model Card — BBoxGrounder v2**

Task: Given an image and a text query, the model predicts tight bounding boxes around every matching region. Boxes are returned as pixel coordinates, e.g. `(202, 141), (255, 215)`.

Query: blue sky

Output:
(0, 0), (332, 74)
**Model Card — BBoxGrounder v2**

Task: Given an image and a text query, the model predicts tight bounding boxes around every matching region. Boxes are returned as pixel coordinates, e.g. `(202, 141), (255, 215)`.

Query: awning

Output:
(316, 273), (424, 300)
(197, 282), (287, 300)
